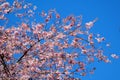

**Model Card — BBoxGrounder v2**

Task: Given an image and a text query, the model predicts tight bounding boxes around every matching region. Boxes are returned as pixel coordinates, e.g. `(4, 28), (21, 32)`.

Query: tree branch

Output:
(17, 39), (41, 63)
(0, 54), (11, 77)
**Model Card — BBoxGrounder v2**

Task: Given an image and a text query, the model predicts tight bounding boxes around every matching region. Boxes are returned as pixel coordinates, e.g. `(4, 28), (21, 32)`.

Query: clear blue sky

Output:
(2, 0), (120, 80)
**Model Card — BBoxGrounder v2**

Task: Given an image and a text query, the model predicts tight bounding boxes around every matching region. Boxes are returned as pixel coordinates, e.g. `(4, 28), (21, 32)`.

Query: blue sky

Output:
(26, 0), (120, 80)
(1, 0), (120, 80)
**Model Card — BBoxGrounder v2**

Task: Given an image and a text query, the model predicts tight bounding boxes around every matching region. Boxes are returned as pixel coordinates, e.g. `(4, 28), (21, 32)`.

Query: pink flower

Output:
(56, 13), (60, 18)
(95, 37), (105, 43)
(21, 23), (29, 30)
(111, 54), (119, 59)
(88, 34), (93, 41)
(63, 25), (71, 30)
(1, 2), (10, 8)
(36, 24), (44, 31)
(56, 33), (66, 39)
(85, 18), (97, 29)
(85, 21), (94, 29)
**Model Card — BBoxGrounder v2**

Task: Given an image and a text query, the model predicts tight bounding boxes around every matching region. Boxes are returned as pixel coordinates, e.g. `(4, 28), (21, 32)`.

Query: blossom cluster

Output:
(0, 0), (119, 80)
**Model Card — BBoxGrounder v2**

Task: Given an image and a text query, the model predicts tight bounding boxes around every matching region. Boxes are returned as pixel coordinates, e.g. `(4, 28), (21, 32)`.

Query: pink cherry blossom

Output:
(111, 54), (119, 59)
(1, 2), (10, 8)
(0, 1), (118, 80)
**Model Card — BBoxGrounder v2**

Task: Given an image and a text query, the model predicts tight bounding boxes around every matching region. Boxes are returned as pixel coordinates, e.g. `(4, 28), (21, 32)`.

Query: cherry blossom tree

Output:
(0, 0), (119, 80)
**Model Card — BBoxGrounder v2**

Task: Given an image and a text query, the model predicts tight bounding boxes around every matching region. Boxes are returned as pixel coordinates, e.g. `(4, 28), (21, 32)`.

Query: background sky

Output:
(1, 0), (120, 80)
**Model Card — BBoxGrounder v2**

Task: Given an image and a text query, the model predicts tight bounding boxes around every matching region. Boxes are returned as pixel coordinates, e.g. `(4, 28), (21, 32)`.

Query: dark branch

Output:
(17, 39), (41, 63)
(0, 54), (11, 77)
